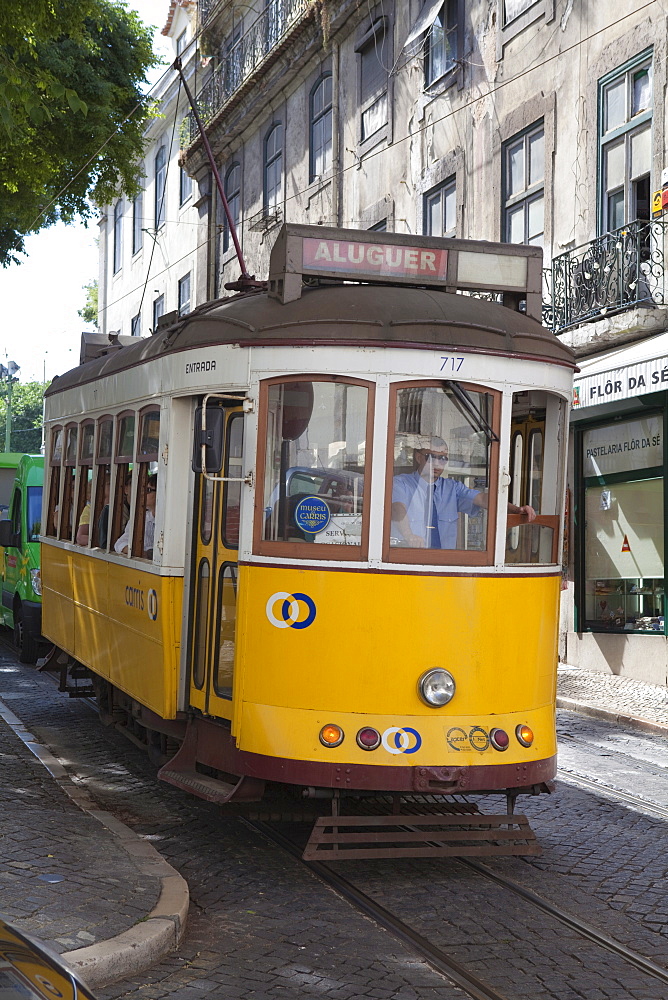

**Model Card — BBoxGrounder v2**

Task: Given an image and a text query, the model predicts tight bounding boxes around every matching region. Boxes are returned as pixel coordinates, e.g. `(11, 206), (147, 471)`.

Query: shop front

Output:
(566, 332), (668, 685)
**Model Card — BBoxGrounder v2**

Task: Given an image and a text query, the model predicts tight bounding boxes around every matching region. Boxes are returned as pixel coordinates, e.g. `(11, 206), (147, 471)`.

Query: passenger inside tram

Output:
(75, 479), (92, 545)
(94, 469), (111, 548)
(114, 472), (156, 557)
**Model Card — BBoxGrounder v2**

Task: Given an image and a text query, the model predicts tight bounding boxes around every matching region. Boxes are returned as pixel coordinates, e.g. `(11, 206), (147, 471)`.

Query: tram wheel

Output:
(14, 604), (39, 664)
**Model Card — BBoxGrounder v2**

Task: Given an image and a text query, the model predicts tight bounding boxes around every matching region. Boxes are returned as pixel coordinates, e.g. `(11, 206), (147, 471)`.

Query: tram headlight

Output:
(418, 668), (455, 707)
(319, 724), (344, 748)
(515, 724), (534, 747)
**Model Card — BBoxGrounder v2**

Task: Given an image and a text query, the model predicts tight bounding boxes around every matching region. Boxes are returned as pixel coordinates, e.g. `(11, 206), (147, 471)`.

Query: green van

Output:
(0, 453), (44, 662)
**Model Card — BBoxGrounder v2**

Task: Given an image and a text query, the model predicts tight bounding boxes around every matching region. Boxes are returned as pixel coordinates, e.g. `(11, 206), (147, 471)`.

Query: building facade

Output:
(97, 0), (202, 340)
(102, 0), (668, 685)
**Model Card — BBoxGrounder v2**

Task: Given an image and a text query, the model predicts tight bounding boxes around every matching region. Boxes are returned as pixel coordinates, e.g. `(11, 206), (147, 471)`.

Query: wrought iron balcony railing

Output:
(548, 219), (668, 334)
(185, 0), (310, 147)
(198, 0), (218, 26)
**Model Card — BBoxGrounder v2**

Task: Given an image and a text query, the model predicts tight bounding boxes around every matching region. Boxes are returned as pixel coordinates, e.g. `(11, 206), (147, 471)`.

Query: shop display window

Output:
(581, 413), (664, 633)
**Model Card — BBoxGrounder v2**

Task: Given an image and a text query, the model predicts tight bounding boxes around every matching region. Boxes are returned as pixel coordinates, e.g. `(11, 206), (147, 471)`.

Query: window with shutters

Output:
(310, 74), (333, 182)
(113, 200), (122, 274)
(424, 177), (456, 238)
(424, 1), (458, 88)
(264, 123), (283, 216)
(223, 162), (241, 252)
(154, 145), (166, 229)
(132, 191), (143, 255)
(357, 16), (391, 149)
(502, 122), (544, 248)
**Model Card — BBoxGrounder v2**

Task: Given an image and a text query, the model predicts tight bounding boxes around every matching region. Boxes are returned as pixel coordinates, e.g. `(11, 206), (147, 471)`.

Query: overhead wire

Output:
(136, 75), (183, 330)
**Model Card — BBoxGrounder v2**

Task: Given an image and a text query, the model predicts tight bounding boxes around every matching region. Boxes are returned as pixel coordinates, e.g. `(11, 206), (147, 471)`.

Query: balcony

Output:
(548, 219), (668, 334)
(198, 0), (217, 26)
(184, 0), (311, 147)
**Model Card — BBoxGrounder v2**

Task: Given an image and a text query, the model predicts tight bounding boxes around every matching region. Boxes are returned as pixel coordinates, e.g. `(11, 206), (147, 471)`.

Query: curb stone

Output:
(556, 695), (668, 737)
(0, 697), (189, 989)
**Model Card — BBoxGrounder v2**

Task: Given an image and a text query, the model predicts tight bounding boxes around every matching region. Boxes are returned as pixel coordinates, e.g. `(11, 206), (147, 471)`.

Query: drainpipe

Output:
(331, 39), (341, 227)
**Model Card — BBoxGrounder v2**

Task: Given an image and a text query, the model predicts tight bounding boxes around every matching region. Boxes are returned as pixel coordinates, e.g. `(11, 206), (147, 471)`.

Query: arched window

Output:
(310, 74), (332, 182)
(223, 162), (241, 252)
(264, 124), (283, 215)
(154, 145), (166, 229)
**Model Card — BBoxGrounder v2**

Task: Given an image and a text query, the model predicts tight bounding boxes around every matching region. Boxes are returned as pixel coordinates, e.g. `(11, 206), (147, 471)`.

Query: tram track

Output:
(560, 730), (668, 772)
(246, 817), (668, 1000)
(5, 648), (668, 999)
(557, 767), (668, 821)
(557, 729), (668, 818)
(244, 819), (510, 1000)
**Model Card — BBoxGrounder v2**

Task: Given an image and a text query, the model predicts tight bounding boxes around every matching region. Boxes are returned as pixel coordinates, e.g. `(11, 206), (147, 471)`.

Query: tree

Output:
(79, 279), (99, 327)
(0, 0), (158, 266)
(0, 382), (46, 454)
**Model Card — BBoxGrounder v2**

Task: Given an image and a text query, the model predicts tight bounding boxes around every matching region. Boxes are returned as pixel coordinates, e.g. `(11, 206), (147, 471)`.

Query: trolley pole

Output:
(174, 58), (266, 294)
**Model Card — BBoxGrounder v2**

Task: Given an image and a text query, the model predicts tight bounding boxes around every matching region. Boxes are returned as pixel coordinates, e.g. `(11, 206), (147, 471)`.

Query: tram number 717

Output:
(440, 356), (465, 371)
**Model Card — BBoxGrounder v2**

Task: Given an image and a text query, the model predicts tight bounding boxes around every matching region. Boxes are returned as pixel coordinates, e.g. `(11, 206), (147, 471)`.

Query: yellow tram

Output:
(41, 226), (574, 857)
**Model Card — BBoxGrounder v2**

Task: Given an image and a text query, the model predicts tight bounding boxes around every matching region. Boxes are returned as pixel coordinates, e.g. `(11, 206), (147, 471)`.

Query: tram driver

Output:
(391, 436), (535, 549)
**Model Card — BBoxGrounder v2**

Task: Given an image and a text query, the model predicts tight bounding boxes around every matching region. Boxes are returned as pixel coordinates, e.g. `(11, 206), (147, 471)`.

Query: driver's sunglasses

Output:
(419, 451), (448, 462)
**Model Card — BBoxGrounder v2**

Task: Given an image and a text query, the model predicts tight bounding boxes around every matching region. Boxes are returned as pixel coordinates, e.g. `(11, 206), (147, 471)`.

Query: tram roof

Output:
(47, 284), (574, 396)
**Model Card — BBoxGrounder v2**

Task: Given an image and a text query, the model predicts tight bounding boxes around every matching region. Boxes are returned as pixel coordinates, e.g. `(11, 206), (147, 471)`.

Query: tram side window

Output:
(75, 422), (94, 546)
(130, 409), (160, 560)
(112, 413), (135, 555)
(46, 427), (63, 537)
(59, 425), (78, 541)
(93, 418), (113, 549)
(261, 379), (369, 549)
(505, 390), (565, 565)
(389, 384), (496, 556)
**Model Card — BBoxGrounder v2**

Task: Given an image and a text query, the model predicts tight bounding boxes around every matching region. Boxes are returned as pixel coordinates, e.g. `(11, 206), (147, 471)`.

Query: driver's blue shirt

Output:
(392, 471), (482, 548)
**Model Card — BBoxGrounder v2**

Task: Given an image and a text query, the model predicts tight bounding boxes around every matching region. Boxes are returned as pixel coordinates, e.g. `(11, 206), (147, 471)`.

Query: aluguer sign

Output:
(574, 355), (668, 408)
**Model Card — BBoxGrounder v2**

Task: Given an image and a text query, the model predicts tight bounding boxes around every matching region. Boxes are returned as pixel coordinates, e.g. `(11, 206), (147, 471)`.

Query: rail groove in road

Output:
(247, 815), (668, 999)
(458, 856), (668, 987)
(244, 818), (510, 1000)
(558, 767), (668, 821)
(560, 730), (668, 772)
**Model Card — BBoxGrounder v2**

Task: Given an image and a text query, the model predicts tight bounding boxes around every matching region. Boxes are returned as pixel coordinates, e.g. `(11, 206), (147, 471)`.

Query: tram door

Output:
(509, 413), (545, 513)
(189, 408), (244, 720)
(508, 404), (544, 558)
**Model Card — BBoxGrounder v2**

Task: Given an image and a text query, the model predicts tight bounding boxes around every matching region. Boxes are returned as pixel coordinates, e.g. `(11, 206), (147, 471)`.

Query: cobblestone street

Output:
(2, 653), (668, 999)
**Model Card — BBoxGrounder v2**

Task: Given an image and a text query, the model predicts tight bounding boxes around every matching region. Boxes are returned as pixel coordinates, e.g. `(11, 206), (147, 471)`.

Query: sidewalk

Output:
(557, 661), (668, 734)
(0, 697), (188, 990)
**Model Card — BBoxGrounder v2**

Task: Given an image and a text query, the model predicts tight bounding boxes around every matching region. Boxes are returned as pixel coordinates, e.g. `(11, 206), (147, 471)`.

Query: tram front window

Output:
(262, 379), (368, 547)
(389, 384), (496, 554)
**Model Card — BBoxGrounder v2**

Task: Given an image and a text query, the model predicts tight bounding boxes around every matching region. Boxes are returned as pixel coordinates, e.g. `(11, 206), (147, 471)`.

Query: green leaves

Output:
(0, 0), (157, 266)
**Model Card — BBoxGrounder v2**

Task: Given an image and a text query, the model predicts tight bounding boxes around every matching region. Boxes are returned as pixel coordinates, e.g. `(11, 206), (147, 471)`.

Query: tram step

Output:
(158, 766), (264, 805)
(302, 813), (542, 861)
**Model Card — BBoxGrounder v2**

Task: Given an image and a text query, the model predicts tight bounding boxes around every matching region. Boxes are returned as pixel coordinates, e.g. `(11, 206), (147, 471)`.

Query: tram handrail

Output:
(200, 392), (255, 485)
